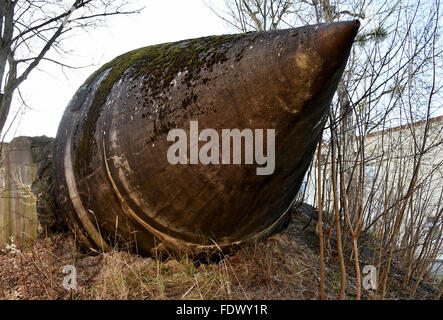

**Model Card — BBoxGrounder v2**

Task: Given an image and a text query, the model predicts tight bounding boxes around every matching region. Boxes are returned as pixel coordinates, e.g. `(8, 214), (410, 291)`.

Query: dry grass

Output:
(0, 211), (441, 300)
(0, 234), (101, 299)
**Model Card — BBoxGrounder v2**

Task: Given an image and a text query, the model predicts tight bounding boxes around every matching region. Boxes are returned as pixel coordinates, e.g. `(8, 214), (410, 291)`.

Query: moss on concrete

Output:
(76, 34), (247, 174)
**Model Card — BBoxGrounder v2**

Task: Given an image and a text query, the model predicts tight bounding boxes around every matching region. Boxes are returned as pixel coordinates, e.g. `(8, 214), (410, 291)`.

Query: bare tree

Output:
(209, 0), (443, 299)
(0, 0), (141, 138)
(206, 0), (298, 32)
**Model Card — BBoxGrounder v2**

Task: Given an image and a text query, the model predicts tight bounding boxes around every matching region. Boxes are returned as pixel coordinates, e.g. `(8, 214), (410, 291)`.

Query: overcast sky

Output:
(3, 0), (229, 142)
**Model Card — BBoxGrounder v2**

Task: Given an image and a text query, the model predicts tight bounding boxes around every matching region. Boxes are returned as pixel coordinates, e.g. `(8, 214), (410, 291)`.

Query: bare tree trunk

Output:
(330, 122), (346, 299)
(317, 137), (326, 300)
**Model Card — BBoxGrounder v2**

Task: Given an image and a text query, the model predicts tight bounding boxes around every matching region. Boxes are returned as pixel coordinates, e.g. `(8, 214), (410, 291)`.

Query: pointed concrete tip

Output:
(315, 20), (361, 71)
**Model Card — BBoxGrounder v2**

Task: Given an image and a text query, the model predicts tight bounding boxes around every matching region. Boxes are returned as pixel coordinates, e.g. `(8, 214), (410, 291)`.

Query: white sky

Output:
(4, 0), (230, 142)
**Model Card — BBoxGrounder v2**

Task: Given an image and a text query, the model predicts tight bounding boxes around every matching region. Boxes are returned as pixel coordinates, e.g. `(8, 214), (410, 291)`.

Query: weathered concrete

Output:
(0, 136), (54, 249)
(54, 20), (360, 255)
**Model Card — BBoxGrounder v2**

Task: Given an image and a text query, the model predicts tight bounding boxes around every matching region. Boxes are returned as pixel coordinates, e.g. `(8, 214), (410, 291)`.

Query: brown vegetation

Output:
(0, 209), (440, 300)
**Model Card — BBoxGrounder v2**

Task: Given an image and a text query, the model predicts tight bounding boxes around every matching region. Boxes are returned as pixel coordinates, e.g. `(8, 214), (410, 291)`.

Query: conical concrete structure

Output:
(53, 20), (360, 255)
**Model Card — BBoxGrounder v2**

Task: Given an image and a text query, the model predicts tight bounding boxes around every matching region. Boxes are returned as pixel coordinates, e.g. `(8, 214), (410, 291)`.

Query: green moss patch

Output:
(75, 33), (249, 175)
